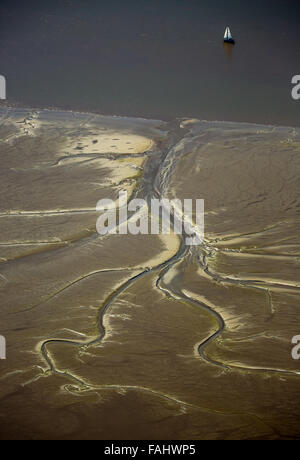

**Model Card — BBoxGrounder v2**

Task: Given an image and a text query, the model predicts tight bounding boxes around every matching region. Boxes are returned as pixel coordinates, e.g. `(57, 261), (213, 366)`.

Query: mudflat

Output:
(0, 108), (300, 439)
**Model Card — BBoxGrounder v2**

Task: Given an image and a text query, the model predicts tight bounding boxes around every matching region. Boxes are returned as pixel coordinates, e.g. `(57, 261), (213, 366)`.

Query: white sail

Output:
(224, 27), (232, 40)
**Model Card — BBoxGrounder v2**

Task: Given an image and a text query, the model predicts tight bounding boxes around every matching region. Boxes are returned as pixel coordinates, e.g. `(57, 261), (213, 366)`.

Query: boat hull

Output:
(224, 38), (235, 45)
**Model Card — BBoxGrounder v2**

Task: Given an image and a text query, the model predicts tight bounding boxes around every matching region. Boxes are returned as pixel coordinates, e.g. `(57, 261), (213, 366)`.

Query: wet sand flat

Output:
(0, 109), (300, 439)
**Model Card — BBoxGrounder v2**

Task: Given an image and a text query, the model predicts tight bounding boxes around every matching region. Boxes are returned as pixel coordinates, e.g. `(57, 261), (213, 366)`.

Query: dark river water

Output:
(0, 0), (300, 125)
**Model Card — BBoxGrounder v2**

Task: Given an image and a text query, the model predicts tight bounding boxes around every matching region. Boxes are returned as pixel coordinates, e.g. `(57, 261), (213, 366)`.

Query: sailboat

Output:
(224, 26), (235, 44)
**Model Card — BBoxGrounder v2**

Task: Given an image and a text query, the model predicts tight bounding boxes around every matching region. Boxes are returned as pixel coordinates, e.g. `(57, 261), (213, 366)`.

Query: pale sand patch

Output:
(146, 232), (181, 269)
(87, 156), (145, 192)
(65, 132), (154, 155)
(117, 156), (145, 168)
(113, 156), (146, 180)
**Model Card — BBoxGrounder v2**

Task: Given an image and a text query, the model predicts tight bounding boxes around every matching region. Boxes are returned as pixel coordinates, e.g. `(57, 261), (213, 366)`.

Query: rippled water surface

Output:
(0, 0), (300, 125)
